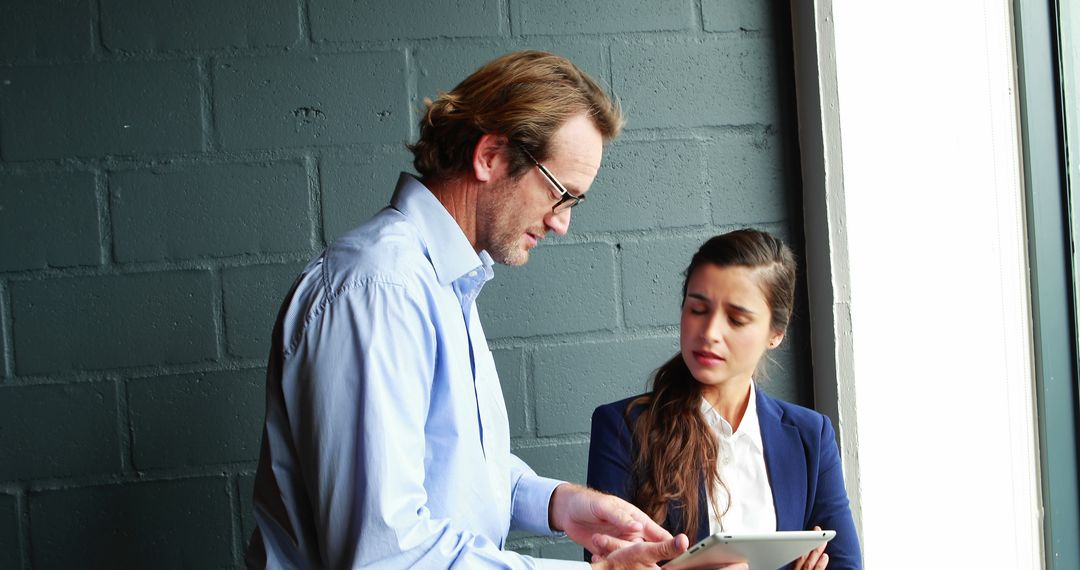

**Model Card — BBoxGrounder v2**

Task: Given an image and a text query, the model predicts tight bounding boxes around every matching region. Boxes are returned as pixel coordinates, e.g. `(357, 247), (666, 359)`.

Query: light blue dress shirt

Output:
(247, 174), (587, 569)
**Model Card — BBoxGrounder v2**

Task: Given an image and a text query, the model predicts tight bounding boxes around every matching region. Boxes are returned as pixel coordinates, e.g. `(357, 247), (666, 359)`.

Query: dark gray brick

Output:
(612, 39), (780, 130)
(621, 235), (703, 328)
(493, 348), (527, 438)
(703, 0), (774, 32)
(0, 61), (202, 160)
(222, 262), (306, 359)
(513, 0), (693, 35)
(100, 0), (299, 51)
(0, 171), (99, 271)
(238, 472), (256, 544)
(512, 441), (588, 484)
(540, 540), (583, 562)
(310, 0), (501, 42)
(478, 243), (616, 339)
(759, 346), (800, 404)
(0, 382), (119, 480)
(110, 162), (311, 263)
(29, 477), (233, 569)
(704, 0), (773, 31)
(414, 43), (607, 111)
(533, 337), (678, 436)
(708, 130), (789, 225)
(0, 0), (92, 63)
(0, 493), (17, 569)
(507, 543), (538, 557)
(129, 369), (265, 470)
(321, 148), (412, 242)
(214, 52), (409, 150)
(11, 272), (217, 374)
(575, 140), (708, 233)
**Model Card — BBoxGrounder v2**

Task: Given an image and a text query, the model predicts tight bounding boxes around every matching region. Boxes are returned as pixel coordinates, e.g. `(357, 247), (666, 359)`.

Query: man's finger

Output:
(592, 533), (633, 556)
(645, 534), (689, 561)
(632, 512), (674, 542)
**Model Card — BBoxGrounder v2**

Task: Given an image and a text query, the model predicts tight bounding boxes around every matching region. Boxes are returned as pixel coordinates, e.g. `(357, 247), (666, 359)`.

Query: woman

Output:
(587, 229), (861, 569)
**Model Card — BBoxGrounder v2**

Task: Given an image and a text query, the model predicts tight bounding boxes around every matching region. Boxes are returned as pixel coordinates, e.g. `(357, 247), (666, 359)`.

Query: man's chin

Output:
(489, 246), (530, 267)
(503, 251), (530, 266)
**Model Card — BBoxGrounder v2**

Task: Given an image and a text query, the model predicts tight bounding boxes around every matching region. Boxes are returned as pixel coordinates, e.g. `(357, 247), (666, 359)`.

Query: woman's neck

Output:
(701, 379), (753, 432)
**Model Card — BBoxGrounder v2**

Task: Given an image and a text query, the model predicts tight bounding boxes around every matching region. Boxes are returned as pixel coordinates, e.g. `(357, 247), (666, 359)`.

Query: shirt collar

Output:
(700, 382), (764, 450)
(390, 172), (493, 286)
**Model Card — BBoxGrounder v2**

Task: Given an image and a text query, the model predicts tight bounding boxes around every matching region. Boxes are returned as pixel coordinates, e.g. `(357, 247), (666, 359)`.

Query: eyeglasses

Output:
(519, 147), (584, 213)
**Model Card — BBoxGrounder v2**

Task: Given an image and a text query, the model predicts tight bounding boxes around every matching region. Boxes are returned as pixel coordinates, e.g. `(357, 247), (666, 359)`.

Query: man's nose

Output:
(544, 207), (571, 236)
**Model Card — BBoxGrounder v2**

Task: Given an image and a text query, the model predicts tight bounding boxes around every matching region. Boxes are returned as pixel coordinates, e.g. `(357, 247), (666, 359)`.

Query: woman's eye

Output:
(729, 317), (747, 327)
(687, 305), (707, 315)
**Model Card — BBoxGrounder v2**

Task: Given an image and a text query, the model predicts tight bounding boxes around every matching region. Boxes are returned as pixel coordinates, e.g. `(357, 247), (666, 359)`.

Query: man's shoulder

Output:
(323, 207), (434, 290)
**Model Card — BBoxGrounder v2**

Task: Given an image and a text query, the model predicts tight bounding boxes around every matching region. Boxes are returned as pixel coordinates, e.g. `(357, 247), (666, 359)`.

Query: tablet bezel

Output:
(663, 529), (836, 570)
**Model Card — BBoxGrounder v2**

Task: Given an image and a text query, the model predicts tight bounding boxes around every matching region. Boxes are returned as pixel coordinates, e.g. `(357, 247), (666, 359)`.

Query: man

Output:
(246, 51), (709, 569)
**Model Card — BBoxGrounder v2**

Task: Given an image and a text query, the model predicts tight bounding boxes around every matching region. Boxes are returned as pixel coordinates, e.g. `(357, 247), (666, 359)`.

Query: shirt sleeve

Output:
(807, 417), (863, 570)
(508, 453), (567, 535)
(286, 279), (588, 569)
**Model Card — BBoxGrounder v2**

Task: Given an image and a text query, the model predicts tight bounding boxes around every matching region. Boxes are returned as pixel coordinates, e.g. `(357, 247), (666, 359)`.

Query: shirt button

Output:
(468, 270), (478, 277)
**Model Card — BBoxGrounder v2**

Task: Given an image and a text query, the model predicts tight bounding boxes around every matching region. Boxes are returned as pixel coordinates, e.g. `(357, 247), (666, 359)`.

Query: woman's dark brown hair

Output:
(628, 229), (796, 539)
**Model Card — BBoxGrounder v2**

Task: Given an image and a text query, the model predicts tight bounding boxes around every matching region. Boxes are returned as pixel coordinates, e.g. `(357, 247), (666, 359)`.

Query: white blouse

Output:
(702, 382), (777, 533)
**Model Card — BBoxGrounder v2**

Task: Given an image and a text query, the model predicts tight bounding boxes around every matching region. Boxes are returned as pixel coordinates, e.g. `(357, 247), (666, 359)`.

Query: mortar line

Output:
(228, 472), (245, 566)
(1, 280), (13, 379)
(96, 167), (113, 267)
(694, 0), (705, 33)
(305, 153), (324, 250)
(197, 57), (216, 154)
(405, 46), (419, 145)
(504, 0), (515, 37)
(299, 0), (314, 45)
(612, 241), (626, 330)
(117, 377), (136, 474)
(211, 266), (228, 361)
(91, 0), (106, 57)
(17, 486), (30, 570)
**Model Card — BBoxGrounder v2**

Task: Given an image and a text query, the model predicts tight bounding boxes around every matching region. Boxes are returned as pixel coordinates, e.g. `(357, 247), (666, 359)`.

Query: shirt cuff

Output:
(513, 474), (565, 536)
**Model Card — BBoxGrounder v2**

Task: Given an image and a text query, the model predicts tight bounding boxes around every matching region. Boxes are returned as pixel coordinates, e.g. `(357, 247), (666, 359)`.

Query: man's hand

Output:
(589, 534), (748, 570)
(589, 534), (688, 569)
(548, 483), (671, 553)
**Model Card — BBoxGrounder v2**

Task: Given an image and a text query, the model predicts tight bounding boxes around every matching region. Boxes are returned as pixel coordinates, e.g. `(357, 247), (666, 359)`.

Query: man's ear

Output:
(472, 133), (509, 183)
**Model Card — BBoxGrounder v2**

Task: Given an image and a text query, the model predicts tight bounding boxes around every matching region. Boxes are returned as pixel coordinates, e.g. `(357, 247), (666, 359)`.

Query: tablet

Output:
(663, 529), (836, 570)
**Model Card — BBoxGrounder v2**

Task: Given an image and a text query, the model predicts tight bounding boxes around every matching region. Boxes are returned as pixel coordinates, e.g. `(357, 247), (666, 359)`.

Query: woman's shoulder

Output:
(593, 393), (651, 425)
(758, 389), (831, 433)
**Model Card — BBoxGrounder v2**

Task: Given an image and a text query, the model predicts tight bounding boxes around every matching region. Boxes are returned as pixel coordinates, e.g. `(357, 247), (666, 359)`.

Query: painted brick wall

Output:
(0, 0), (809, 566)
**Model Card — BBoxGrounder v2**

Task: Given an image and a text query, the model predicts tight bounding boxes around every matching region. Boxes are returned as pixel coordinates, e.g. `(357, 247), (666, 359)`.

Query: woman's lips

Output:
(693, 350), (726, 366)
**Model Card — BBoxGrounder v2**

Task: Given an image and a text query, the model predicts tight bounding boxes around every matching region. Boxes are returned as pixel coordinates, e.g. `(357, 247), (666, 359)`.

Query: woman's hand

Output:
(791, 526), (829, 570)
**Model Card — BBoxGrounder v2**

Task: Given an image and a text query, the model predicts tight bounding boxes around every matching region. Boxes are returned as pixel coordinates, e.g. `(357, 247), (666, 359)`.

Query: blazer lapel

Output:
(757, 390), (808, 531)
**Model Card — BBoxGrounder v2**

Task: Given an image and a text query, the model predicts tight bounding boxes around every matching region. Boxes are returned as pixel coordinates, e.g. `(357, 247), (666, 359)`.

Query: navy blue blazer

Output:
(587, 389), (862, 569)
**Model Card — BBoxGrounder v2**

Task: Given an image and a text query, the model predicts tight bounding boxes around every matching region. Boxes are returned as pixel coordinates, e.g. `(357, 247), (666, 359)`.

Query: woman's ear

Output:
(472, 133), (509, 183)
(767, 332), (785, 349)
